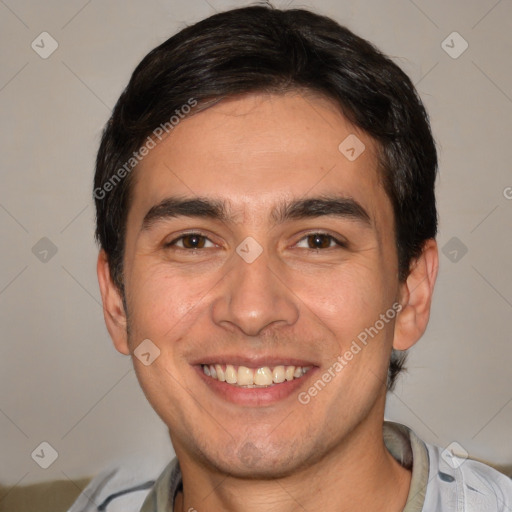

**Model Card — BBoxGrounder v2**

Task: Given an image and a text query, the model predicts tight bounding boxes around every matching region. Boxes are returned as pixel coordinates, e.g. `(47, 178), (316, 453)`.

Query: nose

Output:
(211, 245), (299, 337)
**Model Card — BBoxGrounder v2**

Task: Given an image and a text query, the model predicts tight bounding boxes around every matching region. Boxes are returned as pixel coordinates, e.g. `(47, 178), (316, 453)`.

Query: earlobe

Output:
(96, 250), (130, 355)
(393, 239), (439, 351)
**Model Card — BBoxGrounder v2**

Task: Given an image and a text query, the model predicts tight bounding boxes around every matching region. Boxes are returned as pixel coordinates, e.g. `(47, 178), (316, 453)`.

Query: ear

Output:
(393, 239), (439, 350)
(96, 249), (130, 355)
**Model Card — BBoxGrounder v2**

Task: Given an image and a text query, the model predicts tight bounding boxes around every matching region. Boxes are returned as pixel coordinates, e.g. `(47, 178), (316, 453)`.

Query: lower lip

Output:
(195, 366), (317, 406)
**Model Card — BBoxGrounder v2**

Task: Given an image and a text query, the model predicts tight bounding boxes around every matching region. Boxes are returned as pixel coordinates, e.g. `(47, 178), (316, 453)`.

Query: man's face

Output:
(120, 92), (403, 477)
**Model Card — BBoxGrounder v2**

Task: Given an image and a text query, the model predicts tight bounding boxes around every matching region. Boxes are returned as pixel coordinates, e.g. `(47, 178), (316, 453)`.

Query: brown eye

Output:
(167, 233), (215, 249)
(295, 232), (347, 250)
(307, 233), (334, 249)
(181, 234), (206, 248)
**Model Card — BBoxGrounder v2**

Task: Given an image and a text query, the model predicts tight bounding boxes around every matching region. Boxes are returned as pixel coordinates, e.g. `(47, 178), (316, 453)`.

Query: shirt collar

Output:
(384, 421), (430, 511)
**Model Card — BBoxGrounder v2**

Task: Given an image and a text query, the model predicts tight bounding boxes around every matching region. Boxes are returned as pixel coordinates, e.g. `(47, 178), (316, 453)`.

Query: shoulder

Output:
(423, 441), (512, 511)
(66, 454), (173, 512)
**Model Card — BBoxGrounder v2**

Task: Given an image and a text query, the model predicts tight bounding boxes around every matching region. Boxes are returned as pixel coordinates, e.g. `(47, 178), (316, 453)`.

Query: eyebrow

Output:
(140, 195), (371, 231)
(141, 197), (228, 231)
(272, 196), (371, 225)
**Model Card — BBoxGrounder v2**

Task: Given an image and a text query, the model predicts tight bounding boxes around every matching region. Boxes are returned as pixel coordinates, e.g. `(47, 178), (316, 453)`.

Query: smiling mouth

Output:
(201, 364), (312, 388)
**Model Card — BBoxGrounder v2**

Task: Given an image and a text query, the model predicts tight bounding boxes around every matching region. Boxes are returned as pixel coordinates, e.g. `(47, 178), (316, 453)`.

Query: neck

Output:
(173, 414), (412, 512)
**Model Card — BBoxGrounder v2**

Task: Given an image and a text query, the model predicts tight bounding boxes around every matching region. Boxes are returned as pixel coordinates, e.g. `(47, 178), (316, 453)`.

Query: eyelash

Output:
(164, 232), (347, 250)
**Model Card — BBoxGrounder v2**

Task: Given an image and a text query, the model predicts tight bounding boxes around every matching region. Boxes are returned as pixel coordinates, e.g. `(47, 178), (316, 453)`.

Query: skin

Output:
(98, 91), (438, 512)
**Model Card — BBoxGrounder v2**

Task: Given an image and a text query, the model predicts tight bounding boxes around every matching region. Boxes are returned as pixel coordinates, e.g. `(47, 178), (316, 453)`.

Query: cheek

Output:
(292, 262), (391, 344)
(126, 261), (213, 342)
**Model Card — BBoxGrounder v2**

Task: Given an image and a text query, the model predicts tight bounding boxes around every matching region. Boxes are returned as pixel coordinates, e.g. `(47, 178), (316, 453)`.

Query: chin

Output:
(196, 437), (312, 480)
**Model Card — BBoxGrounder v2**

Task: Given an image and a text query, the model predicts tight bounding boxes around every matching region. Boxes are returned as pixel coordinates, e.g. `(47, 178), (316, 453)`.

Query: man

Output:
(71, 4), (512, 511)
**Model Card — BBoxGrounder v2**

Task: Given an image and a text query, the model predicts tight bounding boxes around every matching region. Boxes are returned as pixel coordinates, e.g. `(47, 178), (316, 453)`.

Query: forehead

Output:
(127, 92), (392, 228)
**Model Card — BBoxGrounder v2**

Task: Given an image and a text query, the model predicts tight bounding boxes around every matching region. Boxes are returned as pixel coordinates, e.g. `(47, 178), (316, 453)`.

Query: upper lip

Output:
(191, 355), (318, 368)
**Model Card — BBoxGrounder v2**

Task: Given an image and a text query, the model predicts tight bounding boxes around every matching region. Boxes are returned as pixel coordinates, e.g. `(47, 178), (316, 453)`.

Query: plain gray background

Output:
(1, 0), (511, 487)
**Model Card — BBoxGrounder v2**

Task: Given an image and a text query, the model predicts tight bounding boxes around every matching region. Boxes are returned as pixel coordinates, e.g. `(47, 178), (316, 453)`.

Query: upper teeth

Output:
(202, 364), (311, 387)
